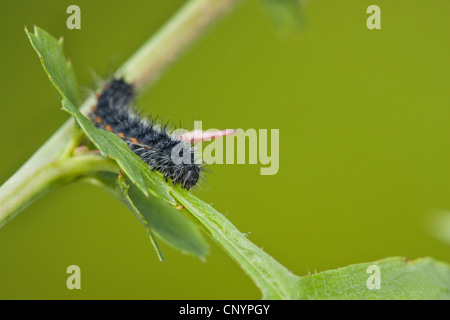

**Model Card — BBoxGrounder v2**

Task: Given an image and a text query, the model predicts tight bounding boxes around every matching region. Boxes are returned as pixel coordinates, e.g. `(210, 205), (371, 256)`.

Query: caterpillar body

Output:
(90, 78), (201, 190)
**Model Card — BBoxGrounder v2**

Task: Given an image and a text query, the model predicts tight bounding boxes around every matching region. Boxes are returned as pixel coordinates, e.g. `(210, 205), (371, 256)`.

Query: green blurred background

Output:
(0, 0), (449, 299)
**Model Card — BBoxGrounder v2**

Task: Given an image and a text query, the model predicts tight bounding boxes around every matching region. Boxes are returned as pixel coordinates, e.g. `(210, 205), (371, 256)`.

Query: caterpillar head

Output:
(179, 164), (201, 190)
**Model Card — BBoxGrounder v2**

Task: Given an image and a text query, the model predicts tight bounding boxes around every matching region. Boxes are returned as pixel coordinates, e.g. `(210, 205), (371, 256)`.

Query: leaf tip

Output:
(24, 25), (32, 38)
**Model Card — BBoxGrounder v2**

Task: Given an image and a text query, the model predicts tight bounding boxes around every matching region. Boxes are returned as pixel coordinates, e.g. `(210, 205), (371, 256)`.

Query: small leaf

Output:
(25, 26), (80, 106)
(127, 181), (209, 260)
(95, 171), (209, 261)
(296, 257), (450, 299)
(118, 172), (165, 262)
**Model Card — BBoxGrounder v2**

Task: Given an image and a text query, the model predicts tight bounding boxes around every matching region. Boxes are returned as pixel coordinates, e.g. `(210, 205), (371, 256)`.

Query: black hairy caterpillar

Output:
(90, 78), (201, 190)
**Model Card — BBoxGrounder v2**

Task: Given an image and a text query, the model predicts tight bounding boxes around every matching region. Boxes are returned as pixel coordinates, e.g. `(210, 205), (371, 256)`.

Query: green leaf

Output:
(25, 26), (80, 106)
(93, 171), (209, 261)
(127, 181), (209, 260)
(118, 172), (165, 262)
(296, 257), (450, 300)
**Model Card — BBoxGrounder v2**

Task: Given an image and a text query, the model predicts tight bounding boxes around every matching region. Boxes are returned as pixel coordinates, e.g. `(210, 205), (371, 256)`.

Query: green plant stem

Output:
(0, 120), (74, 227)
(0, 154), (118, 228)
